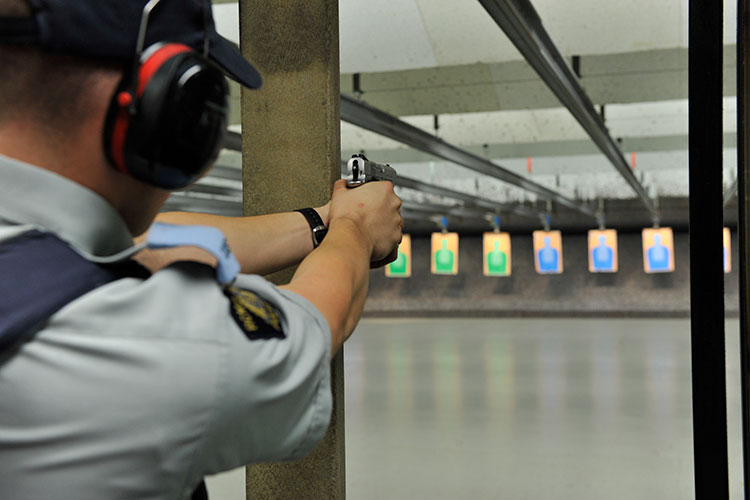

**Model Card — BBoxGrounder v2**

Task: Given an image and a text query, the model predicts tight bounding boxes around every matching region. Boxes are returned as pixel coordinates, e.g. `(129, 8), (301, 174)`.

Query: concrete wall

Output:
(364, 231), (740, 318)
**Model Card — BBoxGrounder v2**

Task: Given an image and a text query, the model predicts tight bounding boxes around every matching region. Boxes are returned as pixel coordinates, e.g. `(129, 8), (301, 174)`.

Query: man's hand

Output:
(328, 179), (403, 266)
(283, 179), (403, 354)
(370, 247), (399, 269)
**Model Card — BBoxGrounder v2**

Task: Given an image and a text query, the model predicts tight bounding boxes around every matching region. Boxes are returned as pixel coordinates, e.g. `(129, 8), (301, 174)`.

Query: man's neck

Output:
(0, 121), (166, 237)
(0, 121), (77, 174)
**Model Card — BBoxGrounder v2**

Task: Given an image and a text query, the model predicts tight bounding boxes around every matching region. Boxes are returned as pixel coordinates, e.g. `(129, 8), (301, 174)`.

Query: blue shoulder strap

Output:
(145, 223), (240, 285)
(0, 230), (150, 354)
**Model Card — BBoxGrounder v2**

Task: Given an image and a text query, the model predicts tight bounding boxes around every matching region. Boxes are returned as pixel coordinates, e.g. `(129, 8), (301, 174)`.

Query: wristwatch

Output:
(295, 208), (328, 248)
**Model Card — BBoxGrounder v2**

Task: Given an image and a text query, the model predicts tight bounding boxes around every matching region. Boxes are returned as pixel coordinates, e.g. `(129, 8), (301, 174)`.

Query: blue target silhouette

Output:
(592, 235), (614, 271)
(538, 236), (559, 273)
(647, 234), (670, 271)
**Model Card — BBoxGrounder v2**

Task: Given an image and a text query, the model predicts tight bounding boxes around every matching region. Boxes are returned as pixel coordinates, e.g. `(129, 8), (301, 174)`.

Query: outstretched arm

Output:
(149, 205), (329, 276)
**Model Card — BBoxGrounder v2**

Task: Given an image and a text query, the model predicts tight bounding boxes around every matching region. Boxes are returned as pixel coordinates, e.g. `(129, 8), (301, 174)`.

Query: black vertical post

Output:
(689, 0), (728, 498)
(737, 0), (750, 497)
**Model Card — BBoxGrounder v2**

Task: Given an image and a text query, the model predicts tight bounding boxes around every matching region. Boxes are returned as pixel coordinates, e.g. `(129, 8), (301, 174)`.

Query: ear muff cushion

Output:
(132, 53), (196, 155)
(131, 55), (228, 188)
(103, 78), (134, 175)
(104, 44), (192, 175)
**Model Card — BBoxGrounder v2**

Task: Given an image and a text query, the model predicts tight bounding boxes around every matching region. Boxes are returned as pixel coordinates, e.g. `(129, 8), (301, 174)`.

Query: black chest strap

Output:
(0, 230), (210, 499)
(0, 230), (149, 354)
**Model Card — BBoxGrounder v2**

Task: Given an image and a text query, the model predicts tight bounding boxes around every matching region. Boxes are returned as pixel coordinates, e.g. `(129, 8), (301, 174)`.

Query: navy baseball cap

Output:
(0, 0), (262, 89)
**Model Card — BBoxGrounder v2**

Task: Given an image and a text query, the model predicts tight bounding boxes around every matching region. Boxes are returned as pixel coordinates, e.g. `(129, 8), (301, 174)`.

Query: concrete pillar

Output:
(238, 2), (345, 499)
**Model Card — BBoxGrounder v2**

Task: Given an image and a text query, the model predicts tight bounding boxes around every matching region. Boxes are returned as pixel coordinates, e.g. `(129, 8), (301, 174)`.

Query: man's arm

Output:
(147, 178), (402, 356)
(150, 205), (329, 276)
(281, 180), (403, 356)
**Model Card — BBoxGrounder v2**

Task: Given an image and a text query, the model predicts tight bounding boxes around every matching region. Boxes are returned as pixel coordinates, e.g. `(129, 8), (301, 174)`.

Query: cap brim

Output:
(210, 34), (262, 89)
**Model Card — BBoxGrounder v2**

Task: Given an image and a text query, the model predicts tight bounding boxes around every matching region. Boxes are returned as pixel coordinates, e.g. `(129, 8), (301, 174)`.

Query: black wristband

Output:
(295, 208), (327, 248)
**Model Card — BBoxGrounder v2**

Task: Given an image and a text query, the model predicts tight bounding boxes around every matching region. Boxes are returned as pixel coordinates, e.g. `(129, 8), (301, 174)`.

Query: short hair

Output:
(0, 0), (121, 133)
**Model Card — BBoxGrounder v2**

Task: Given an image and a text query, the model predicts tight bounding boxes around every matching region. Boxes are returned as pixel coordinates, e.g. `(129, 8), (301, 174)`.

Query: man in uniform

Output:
(0, 1), (403, 499)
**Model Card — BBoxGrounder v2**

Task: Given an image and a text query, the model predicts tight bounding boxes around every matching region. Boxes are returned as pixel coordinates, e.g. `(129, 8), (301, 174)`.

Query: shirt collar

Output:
(0, 154), (135, 258)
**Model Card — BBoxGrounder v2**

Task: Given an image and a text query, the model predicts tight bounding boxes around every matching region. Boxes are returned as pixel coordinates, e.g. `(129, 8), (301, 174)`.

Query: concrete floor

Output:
(344, 318), (745, 500)
(207, 317), (744, 499)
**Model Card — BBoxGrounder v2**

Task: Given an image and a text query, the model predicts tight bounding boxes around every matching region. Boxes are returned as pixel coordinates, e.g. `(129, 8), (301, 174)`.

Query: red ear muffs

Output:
(104, 43), (229, 190)
(108, 43), (192, 176)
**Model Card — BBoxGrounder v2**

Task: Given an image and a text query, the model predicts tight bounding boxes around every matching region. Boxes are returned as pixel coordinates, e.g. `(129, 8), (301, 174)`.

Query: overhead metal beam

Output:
(163, 191), (243, 216)
(209, 144), (542, 221)
(725, 178), (739, 207)
(202, 164), (242, 182)
(477, 0), (658, 217)
(342, 133), (738, 164)
(394, 175), (540, 219)
(340, 46), (737, 117)
(402, 200), (459, 214)
(223, 130), (242, 152)
(340, 95), (596, 218)
(401, 201), (496, 223)
(336, 158), (541, 219)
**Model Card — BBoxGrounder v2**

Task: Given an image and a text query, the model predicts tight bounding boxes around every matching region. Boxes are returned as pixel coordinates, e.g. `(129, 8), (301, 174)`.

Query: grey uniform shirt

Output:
(0, 155), (333, 500)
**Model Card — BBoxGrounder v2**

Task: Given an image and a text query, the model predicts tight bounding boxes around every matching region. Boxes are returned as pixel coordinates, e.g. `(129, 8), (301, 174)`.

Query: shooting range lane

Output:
(198, 2), (740, 498)
(344, 318), (745, 500)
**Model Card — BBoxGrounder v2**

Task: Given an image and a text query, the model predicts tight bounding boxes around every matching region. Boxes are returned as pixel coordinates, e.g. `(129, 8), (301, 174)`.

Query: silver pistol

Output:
(345, 154), (397, 187)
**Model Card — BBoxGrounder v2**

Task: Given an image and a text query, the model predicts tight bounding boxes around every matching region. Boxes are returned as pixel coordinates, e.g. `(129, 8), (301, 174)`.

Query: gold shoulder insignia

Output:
(224, 287), (285, 340)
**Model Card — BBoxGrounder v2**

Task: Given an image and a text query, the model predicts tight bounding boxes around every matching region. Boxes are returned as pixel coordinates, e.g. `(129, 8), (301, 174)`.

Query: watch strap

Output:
(295, 208), (327, 248)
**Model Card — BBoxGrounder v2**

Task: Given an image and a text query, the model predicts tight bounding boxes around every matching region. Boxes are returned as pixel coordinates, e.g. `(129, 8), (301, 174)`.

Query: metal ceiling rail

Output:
(217, 141), (527, 219)
(203, 164), (242, 181)
(395, 173), (541, 219)
(402, 200), (460, 215)
(401, 201), (495, 222)
(338, 159), (543, 219)
(724, 178), (739, 207)
(227, 130), (565, 221)
(223, 130), (242, 152)
(217, 142), (537, 220)
(340, 95), (596, 217)
(477, 0), (658, 217)
(164, 190), (243, 216)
